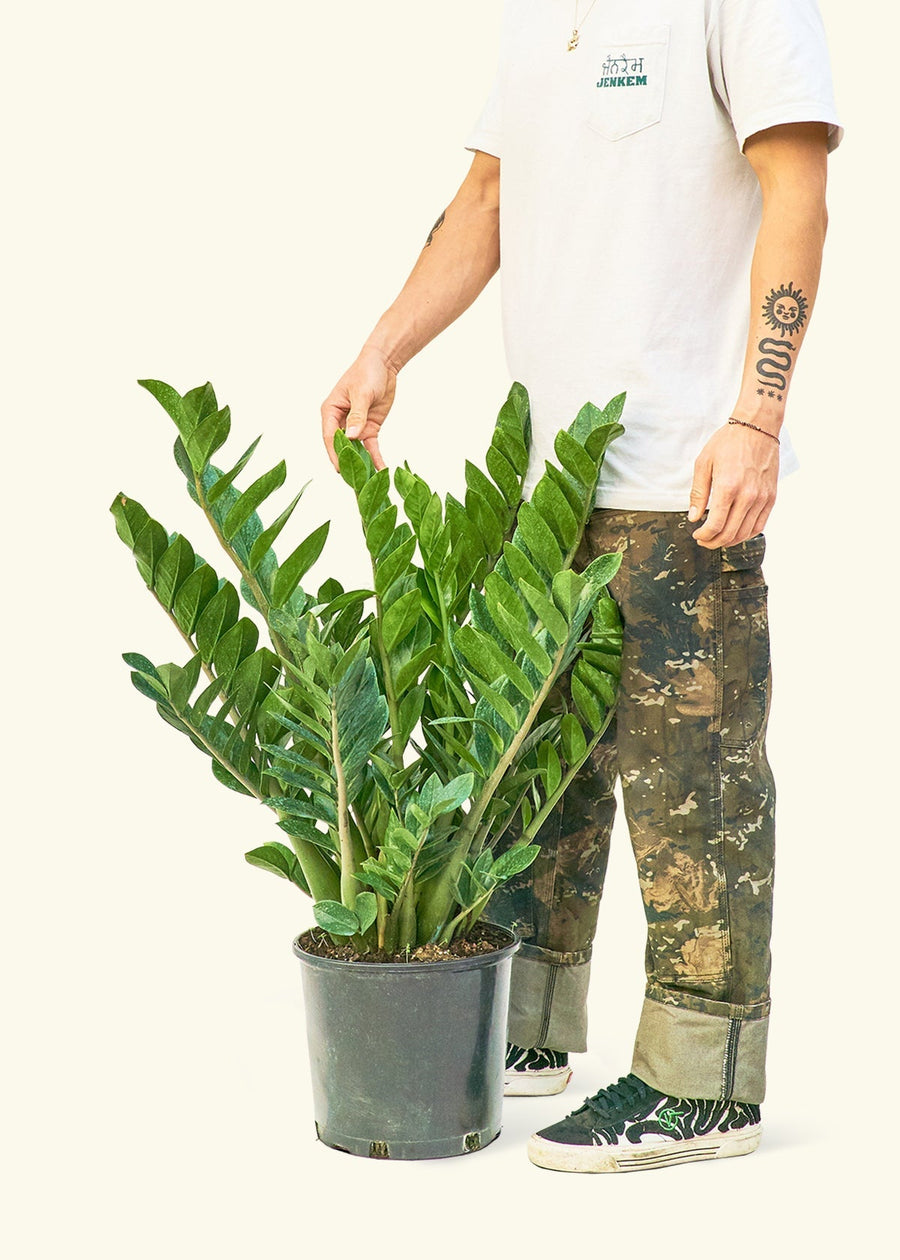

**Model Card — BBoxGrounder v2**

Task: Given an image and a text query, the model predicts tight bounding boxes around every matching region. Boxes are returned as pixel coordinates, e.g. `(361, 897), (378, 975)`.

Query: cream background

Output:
(3, 2), (893, 1256)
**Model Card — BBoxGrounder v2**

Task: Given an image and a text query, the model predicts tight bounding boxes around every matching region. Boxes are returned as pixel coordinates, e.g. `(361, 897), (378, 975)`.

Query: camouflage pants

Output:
(489, 509), (775, 1104)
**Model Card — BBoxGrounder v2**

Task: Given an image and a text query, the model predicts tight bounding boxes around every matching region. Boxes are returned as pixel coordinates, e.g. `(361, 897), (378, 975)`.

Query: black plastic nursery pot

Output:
(292, 925), (519, 1160)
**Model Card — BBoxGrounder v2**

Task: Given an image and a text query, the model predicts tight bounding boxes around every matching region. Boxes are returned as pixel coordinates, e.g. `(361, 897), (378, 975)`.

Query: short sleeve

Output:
(464, 66), (503, 158)
(707, 0), (844, 153)
(463, 3), (508, 158)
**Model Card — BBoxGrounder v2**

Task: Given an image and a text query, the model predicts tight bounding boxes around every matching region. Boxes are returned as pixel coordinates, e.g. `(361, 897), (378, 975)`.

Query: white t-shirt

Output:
(464, 0), (844, 510)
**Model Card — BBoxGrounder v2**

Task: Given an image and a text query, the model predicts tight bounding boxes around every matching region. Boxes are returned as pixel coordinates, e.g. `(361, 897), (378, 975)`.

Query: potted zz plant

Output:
(111, 377), (624, 1160)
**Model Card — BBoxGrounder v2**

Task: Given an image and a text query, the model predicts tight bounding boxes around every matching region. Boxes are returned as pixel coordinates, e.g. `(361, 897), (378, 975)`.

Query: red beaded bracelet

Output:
(727, 417), (780, 444)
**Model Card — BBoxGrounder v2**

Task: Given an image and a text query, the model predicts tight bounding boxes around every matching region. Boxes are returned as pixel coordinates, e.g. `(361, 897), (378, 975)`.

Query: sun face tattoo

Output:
(762, 281), (808, 337)
(755, 282), (808, 399)
(424, 210), (446, 248)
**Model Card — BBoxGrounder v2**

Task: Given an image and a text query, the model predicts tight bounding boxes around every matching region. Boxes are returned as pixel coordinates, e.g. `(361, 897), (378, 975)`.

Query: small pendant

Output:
(567, 29), (579, 51)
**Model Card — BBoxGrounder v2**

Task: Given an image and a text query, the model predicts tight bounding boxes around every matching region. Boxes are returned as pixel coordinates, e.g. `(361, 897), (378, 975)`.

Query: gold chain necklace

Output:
(567, 0), (600, 50)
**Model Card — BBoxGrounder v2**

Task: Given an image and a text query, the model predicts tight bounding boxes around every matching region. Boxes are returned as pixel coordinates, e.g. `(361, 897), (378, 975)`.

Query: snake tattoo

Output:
(756, 337), (796, 392)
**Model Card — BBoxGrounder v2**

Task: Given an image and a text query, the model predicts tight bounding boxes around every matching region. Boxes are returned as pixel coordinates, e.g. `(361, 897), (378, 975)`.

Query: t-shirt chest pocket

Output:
(586, 26), (670, 141)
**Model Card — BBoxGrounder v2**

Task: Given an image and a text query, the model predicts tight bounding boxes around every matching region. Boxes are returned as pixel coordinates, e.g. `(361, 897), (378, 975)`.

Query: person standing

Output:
(321, 0), (842, 1172)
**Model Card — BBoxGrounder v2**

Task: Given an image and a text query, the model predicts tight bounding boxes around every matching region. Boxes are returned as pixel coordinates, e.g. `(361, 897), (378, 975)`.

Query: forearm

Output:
(732, 159), (828, 435)
(362, 156), (501, 372)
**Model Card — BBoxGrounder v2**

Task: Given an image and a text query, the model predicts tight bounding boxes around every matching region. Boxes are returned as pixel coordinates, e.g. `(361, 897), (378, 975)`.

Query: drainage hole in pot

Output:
(369, 1141), (391, 1159)
(464, 1132), (481, 1152)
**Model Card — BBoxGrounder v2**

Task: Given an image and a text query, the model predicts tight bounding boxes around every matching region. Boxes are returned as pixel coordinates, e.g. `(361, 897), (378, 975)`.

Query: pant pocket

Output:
(720, 582), (771, 749)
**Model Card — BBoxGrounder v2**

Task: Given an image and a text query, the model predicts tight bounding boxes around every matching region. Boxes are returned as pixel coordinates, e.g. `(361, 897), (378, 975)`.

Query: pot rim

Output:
(292, 921), (520, 973)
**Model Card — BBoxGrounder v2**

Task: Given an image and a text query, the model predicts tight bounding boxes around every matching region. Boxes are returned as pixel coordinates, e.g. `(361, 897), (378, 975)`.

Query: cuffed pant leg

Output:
(506, 943), (594, 1053)
(631, 989), (770, 1104)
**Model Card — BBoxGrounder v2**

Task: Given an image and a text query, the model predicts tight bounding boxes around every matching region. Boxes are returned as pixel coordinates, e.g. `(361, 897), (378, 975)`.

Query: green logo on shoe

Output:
(657, 1107), (682, 1131)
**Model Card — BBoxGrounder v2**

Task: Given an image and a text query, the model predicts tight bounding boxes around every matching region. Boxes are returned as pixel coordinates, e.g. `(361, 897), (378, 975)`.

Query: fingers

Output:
(687, 458), (712, 524)
(320, 400), (346, 472)
(362, 433), (387, 472)
(345, 391), (371, 439)
(320, 386), (374, 473)
(744, 498), (775, 541)
(694, 489), (773, 548)
(691, 470), (733, 544)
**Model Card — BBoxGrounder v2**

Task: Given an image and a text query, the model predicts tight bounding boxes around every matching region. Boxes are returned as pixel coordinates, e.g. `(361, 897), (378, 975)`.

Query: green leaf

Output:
(492, 602), (554, 676)
(333, 655), (390, 800)
(469, 678), (521, 731)
(553, 428), (597, 487)
(210, 618), (259, 677)
(212, 758), (254, 796)
(245, 843), (310, 893)
(515, 500), (563, 578)
(518, 578), (569, 646)
(223, 461), (287, 540)
(364, 505), (397, 558)
(230, 646), (280, 716)
(261, 744), (335, 785)
(110, 493), (149, 548)
(185, 406), (231, 473)
(194, 582), (240, 661)
(128, 670), (169, 703)
(354, 892), (378, 934)
(207, 434), (263, 503)
(374, 533), (417, 598)
(538, 740), (562, 797)
(560, 712), (587, 766)
(491, 843), (540, 881)
(249, 485), (308, 570)
(271, 521), (330, 609)
(420, 771), (475, 818)
(551, 569), (586, 621)
(571, 673), (603, 729)
(313, 900), (359, 936)
(172, 563), (218, 635)
(581, 551), (623, 590)
(122, 652), (161, 679)
(453, 625), (534, 701)
(532, 478), (579, 552)
(335, 432), (371, 492)
(394, 646), (435, 694)
(464, 459), (507, 528)
(154, 535), (196, 611)
(381, 588), (422, 653)
(132, 518), (169, 586)
(137, 378), (193, 441)
(169, 652), (203, 711)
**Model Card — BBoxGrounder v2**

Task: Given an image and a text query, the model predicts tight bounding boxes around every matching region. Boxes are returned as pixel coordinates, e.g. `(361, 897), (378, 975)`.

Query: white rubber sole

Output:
(527, 1123), (762, 1172)
(504, 1065), (573, 1096)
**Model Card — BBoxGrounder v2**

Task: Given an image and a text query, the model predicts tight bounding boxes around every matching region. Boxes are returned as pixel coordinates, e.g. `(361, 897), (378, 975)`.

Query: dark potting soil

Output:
(296, 918), (511, 964)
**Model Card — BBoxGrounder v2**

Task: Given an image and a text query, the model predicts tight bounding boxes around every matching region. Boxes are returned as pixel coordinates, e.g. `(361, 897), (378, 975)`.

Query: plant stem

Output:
(331, 705), (357, 909)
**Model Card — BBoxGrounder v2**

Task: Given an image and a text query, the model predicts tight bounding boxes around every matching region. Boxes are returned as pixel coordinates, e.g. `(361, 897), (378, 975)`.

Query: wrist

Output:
(362, 312), (413, 376)
(729, 395), (785, 437)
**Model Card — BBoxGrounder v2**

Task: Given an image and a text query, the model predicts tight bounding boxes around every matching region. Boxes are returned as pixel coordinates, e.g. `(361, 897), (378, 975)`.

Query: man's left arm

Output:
(689, 121), (830, 548)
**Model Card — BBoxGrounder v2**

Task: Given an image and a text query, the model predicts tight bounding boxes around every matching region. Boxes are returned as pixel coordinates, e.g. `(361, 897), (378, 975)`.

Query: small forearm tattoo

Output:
(424, 210), (446, 248)
(755, 282), (808, 399)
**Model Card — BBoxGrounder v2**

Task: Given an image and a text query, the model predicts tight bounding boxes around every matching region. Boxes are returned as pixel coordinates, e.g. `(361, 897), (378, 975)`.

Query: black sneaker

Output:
(504, 1042), (573, 1096)
(528, 1073), (761, 1172)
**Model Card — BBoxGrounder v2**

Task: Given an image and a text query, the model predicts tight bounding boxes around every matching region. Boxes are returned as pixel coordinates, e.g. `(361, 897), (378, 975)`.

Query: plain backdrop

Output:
(3, 2), (894, 1256)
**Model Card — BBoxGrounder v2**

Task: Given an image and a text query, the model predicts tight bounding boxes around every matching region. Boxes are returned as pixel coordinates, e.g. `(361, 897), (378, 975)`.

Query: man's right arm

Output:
(320, 150), (500, 472)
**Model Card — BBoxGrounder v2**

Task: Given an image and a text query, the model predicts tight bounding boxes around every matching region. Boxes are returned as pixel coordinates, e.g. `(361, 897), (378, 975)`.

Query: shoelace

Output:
(571, 1073), (652, 1119)
(506, 1043), (567, 1071)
